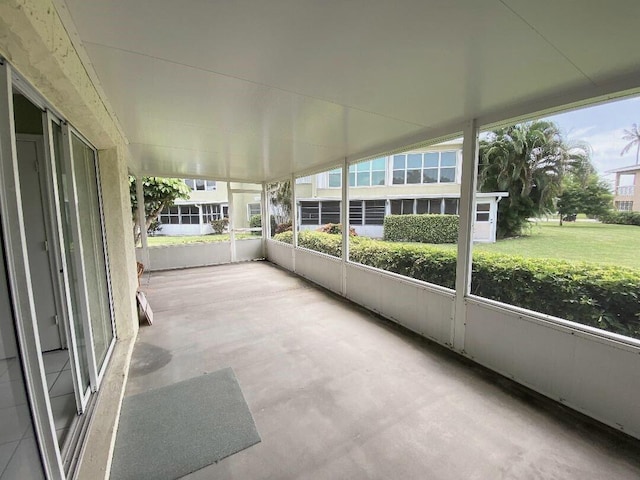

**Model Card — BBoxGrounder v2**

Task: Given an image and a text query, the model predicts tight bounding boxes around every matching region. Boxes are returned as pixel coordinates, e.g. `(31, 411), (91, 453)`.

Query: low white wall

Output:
(236, 238), (263, 262)
(464, 298), (640, 439)
(344, 263), (454, 345)
(139, 243), (231, 271)
(266, 240), (294, 271)
(294, 248), (342, 294)
(265, 239), (640, 440)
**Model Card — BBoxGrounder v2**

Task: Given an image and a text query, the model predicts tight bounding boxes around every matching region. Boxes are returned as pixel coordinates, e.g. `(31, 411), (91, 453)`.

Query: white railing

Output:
(616, 185), (635, 196)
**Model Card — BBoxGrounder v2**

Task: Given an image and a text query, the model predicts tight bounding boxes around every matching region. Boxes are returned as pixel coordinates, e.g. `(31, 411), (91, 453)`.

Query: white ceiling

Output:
(59, 0), (640, 182)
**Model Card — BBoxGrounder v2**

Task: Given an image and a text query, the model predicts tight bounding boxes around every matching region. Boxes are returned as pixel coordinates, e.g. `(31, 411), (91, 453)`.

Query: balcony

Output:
(116, 261), (640, 478)
(616, 185), (635, 196)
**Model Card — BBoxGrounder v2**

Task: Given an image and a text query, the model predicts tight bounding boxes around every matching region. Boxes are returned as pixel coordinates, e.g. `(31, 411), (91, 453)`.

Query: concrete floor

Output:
(124, 261), (640, 480)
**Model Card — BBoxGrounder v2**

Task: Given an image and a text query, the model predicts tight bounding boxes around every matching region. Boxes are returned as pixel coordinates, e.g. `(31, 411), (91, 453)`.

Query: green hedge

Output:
(598, 211), (640, 226)
(272, 231), (640, 339)
(384, 214), (459, 243)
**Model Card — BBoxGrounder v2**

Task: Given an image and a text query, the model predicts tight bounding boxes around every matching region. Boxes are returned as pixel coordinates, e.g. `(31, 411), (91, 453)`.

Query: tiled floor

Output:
(0, 356), (44, 480)
(0, 349), (77, 479)
(43, 350), (77, 446)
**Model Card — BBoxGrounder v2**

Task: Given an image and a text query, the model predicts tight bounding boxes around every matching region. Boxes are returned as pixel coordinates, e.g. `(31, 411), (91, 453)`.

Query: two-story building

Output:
(156, 180), (262, 236)
(295, 142), (507, 243)
(610, 164), (640, 212)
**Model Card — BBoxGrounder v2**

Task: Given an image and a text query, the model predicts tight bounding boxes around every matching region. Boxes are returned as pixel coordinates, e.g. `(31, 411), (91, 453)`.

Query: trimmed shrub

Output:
(210, 218), (228, 234)
(598, 211), (640, 226)
(273, 231), (640, 339)
(384, 214), (459, 243)
(249, 214), (262, 235)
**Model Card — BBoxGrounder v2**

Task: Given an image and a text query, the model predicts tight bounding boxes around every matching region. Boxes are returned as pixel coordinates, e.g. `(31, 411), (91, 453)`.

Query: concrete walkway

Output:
(125, 261), (640, 479)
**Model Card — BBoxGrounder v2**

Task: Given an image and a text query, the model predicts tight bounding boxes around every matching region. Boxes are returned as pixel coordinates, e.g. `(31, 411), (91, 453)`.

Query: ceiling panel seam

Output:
(83, 40), (429, 129)
(498, 0), (596, 86)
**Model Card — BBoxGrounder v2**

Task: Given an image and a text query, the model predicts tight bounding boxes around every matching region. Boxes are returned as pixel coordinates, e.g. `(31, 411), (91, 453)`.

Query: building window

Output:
(349, 158), (386, 187)
(184, 179), (216, 191)
(349, 201), (363, 225)
(364, 200), (386, 225)
(392, 151), (457, 185)
(159, 205), (201, 224)
(615, 201), (634, 212)
(390, 199), (415, 215)
(328, 169), (341, 188)
(247, 203), (261, 220)
(444, 198), (459, 214)
(349, 200), (385, 225)
(416, 198), (442, 214)
(321, 201), (341, 224)
(476, 203), (490, 222)
(202, 204), (222, 222)
(300, 202), (320, 225)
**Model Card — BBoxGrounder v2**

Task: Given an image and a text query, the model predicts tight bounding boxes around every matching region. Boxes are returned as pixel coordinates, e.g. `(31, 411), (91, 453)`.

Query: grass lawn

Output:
(475, 221), (640, 269)
(147, 233), (256, 246)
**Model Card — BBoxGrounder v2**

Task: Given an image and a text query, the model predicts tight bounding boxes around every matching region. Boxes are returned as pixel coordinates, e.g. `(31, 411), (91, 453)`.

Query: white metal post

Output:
(341, 158), (349, 296)
(452, 119), (479, 352)
(136, 175), (150, 269)
(227, 182), (236, 263)
(261, 181), (268, 258)
(291, 174), (297, 271)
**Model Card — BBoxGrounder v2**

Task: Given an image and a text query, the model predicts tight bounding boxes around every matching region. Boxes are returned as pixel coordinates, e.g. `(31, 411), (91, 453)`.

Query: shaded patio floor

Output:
(122, 261), (640, 479)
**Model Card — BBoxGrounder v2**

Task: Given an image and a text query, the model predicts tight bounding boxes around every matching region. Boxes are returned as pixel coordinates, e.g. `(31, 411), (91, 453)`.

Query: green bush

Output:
(210, 218), (229, 234)
(598, 211), (640, 226)
(272, 231), (640, 339)
(384, 214), (459, 243)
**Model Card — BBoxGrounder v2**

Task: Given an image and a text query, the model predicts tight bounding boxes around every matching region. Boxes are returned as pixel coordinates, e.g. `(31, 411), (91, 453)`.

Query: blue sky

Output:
(543, 96), (640, 178)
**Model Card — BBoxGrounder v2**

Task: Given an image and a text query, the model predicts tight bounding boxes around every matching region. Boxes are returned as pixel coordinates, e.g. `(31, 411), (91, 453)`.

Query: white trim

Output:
(0, 61), (64, 480)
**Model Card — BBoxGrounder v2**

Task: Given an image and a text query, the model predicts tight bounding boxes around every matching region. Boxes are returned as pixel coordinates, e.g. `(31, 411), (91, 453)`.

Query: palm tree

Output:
(620, 123), (640, 165)
(478, 121), (589, 237)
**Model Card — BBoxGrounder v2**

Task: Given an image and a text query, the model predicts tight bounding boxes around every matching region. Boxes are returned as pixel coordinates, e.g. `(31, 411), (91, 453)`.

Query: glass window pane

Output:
(407, 154), (422, 169)
(407, 169), (421, 184)
(402, 199), (414, 214)
(185, 179), (195, 190)
(429, 198), (443, 214)
(390, 200), (402, 215)
(357, 161), (371, 172)
(440, 167), (456, 183)
(444, 198), (459, 214)
(205, 181), (216, 191)
(195, 179), (205, 190)
(357, 172), (370, 186)
(392, 171), (405, 184)
(416, 199), (429, 214)
(71, 134), (113, 369)
(423, 169), (438, 183)
(371, 171), (386, 186)
(441, 151), (457, 166)
(328, 173), (341, 188)
(393, 155), (406, 169)
(371, 157), (386, 170)
(424, 152), (438, 167)
(53, 124), (91, 389)
(349, 172), (356, 187)
(348, 165), (356, 173)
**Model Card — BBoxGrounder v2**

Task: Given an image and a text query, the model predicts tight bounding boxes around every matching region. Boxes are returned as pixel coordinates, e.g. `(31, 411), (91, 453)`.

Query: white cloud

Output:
(567, 127), (637, 175)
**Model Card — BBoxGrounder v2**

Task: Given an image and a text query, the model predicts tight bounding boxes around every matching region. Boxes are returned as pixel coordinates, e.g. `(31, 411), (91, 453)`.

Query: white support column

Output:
(135, 175), (149, 269)
(291, 174), (297, 272)
(228, 182), (236, 263)
(261, 181), (267, 258)
(341, 158), (349, 296)
(452, 119), (479, 352)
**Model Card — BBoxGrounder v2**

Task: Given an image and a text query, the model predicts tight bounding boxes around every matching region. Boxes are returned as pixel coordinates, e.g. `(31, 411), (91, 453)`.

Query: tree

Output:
(129, 176), (190, 244)
(479, 120), (588, 238)
(267, 180), (292, 224)
(557, 175), (613, 225)
(620, 123), (640, 165)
